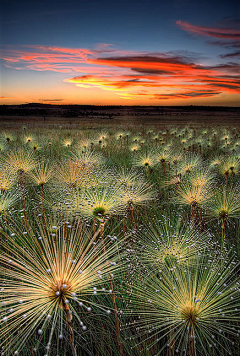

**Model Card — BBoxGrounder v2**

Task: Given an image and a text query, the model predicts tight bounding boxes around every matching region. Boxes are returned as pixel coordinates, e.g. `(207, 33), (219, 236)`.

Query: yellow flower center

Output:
(49, 280), (72, 306)
(180, 305), (199, 327)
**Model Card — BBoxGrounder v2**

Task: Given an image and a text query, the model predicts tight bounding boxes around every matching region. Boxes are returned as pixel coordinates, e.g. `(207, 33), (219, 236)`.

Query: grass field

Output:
(0, 115), (240, 356)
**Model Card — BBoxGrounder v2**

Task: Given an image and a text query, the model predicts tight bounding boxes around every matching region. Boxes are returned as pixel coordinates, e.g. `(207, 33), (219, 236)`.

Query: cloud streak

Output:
(176, 21), (240, 62)
(220, 51), (240, 59)
(39, 98), (64, 102)
(152, 90), (221, 99)
(176, 21), (240, 39)
(1, 45), (137, 73)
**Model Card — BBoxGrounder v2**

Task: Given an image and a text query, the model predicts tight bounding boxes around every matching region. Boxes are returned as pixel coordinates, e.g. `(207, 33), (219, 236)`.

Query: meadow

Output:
(0, 120), (240, 356)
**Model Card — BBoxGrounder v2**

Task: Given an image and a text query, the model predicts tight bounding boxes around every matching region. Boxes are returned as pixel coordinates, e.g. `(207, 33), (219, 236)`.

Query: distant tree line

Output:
(0, 104), (239, 118)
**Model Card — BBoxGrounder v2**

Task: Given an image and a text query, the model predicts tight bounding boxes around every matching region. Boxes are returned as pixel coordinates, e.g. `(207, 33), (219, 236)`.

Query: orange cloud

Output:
(65, 74), (163, 91)
(2, 43), (240, 103)
(88, 55), (200, 74)
(65, 55), (240, 99)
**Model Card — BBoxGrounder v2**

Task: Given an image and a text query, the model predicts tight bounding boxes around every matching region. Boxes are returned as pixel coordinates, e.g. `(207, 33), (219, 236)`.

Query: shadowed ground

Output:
(1, 105), (240, 129)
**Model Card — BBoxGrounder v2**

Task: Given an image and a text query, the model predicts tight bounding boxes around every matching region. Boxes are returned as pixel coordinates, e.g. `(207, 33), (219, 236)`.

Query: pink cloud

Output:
(177, 21), (240, 39)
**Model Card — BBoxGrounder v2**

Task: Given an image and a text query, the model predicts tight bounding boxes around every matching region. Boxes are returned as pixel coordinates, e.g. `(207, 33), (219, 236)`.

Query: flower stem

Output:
(63, 302), (77, 356)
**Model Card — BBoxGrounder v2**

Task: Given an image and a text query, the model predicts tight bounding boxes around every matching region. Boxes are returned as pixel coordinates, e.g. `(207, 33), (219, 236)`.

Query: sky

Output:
(1, 0), (240, 106)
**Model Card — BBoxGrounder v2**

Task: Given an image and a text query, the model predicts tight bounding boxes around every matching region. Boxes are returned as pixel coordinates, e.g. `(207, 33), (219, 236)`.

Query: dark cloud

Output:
(153, 91), (221, 99)
(130, 68), (175, 75)
(209, 40), (240, 48)
(207, 62), (240, 73)
(39, 99), (64, 102)
(93, 55), (193, 65)
(220, 51), (240, 58)
(207, 83), (240, 90)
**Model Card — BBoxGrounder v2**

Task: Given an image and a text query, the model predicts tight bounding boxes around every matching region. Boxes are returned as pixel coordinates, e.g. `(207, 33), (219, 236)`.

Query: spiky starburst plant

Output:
(0, 216), (123, 356)
(173, 168), (215, 221)
(30, 140), (41, 157)
(117, 168), (145, 188)
(63, 138), (73, 148)
(5, 149), (36, 175)
(133, 151), (157, 176)
(156, 148), (171, 175)
(0, 191), (18, 215)
(126, 253), (240, 356)
(3, 132), (14, 147)
(169, 151), (183, 166)
(178, 153), (202, 176)
(132, 135), (141, 144)
(120, 180), (155, 209)
(30, 160), (54, 188)
(136, 214), (212, 271)
(4, 149), (36, 225)
(73, 149), (105, 168)
(0, 160), (16, 193)
(78, 138), (92, 151)
(205, 184), (240, 241)
(48, 168), (116, 218)
(163, 172), (183, 188)
(98, 131), (108, 142)
(78, 186), (125, 221)
(115, 132), (125, 148)
(24, 135), (34, 144)
(120, 180), (155, 229)
(209, 156), (222, 171)
(55, 158), (91, 189)
(29, 161), (55, 218)
(220, 155), (240, 183)
(130, 144), (140, 153)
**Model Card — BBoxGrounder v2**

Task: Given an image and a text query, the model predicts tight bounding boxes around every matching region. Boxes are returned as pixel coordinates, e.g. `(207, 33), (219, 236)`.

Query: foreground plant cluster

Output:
(0, 125), (240, 356)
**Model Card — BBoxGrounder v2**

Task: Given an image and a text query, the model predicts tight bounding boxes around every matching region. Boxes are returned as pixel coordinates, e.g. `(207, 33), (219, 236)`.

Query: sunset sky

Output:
(1, 0), (240, 106)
